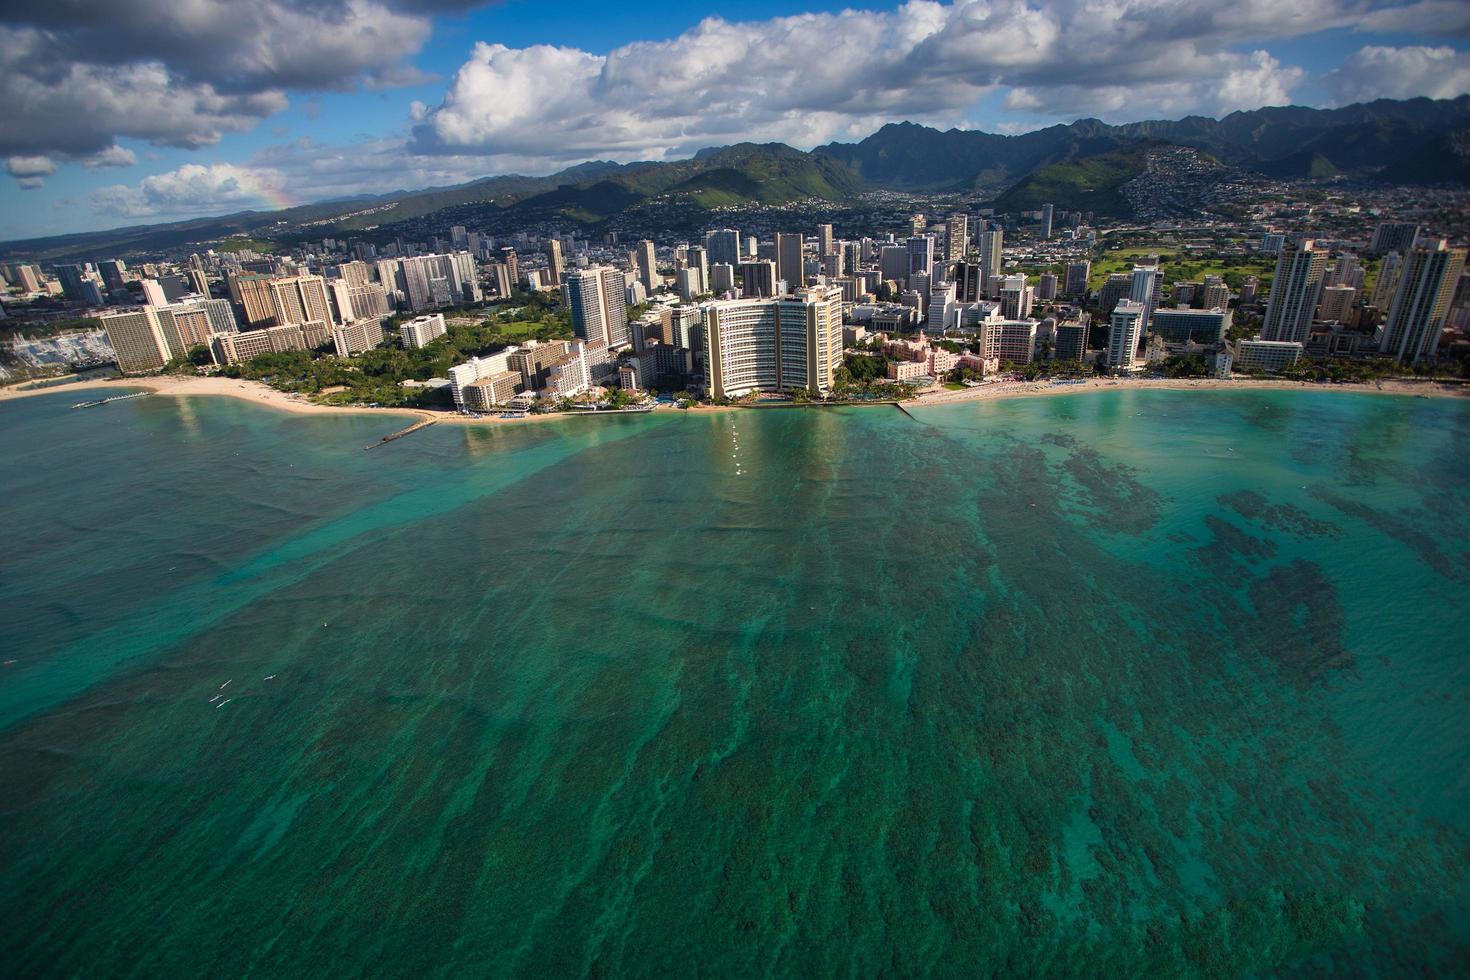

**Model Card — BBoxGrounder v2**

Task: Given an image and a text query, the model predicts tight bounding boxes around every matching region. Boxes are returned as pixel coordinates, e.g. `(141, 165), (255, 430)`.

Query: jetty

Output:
(72, 392), (149, 410)
(365, 417), (437, 450)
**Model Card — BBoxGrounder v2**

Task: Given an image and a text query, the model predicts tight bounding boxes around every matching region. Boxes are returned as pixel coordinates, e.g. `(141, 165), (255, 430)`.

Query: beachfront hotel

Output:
(702, 285), (843, 400)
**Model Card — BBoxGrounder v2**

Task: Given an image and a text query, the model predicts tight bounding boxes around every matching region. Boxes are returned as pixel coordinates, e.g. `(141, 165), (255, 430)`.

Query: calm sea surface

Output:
(1, 388), (1467, 976)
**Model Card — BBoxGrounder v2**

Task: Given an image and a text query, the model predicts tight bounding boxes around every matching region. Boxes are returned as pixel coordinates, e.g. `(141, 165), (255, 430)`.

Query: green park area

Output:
(1088, 246), (1278, 292)
(213, 295), (573, 407)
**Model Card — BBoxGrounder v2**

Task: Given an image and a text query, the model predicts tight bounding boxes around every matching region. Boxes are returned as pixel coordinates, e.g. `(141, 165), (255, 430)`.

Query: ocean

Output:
(1, 387), (1467, 976)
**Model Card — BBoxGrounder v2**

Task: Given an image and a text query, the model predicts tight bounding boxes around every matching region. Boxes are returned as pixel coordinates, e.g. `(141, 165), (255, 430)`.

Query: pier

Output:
(71, 392), (149, 410)
(365, 417), (437, 450)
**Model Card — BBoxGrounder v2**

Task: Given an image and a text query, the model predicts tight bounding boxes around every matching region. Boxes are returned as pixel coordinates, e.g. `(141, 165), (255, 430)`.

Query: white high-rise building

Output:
(945, 214), (968, 263)
(566, 266), (629, 353)
(977, 229), (1003, 294)
(1106, 300), (1145, 372)
(1379, 240), (1467, 363)
(703, 286), (843, 400)
(1261, 239), (1327, 344)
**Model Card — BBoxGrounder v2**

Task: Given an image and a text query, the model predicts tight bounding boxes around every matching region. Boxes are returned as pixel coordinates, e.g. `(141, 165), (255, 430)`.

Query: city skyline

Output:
(2, 0), (1468, 240)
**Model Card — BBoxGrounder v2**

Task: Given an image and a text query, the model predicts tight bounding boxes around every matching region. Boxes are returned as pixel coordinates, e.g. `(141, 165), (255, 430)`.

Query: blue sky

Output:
(2, 0), (1467, 242)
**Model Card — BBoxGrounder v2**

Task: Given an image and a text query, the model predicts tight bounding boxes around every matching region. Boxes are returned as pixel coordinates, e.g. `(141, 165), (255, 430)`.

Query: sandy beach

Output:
(906, 375), (1469, 408)
(3, 372), (1463, 425)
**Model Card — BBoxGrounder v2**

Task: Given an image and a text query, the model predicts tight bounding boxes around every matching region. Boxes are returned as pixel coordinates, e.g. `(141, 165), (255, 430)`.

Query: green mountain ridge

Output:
(4, 97), (1467, 261)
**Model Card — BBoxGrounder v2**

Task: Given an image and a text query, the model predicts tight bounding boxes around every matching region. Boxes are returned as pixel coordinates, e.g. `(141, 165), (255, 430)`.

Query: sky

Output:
(2, 0), (1468, 242)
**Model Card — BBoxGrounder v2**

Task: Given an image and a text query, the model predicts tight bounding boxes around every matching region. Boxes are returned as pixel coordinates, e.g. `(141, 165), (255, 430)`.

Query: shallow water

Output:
(1, 388), (1466, 976)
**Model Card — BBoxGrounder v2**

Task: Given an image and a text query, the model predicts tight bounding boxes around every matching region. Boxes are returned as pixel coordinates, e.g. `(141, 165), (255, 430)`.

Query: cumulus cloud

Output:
(0, 0), (491, 182)
(90, 163), (288, 218)
(83, 145), (138, 169)
(1325, 45), (1470, 104)
(1355, 1), (1470, 37)
(409, 0), (1343, 168)
(6, 154), (55, 178)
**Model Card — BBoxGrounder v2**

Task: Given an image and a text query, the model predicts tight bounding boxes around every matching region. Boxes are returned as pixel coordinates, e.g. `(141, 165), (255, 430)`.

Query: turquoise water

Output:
(0, 388), (1467, 976)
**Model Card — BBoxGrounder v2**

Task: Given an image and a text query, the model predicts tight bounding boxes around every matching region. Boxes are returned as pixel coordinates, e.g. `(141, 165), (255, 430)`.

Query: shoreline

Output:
(904, 375), (1470, 408)
(2, 373), (1464, 425)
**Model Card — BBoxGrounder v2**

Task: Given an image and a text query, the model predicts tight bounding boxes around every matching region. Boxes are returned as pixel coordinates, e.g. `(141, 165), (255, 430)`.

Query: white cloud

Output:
(410, 1), (1335, 168)
(6, 155), (56, 178)
(0, 0), (487, 182)
(1325, 45), (1470, 104)
(83, 145), (139, 169)
(90, 162), (288, 218)
(1355, 1), (1470, 37)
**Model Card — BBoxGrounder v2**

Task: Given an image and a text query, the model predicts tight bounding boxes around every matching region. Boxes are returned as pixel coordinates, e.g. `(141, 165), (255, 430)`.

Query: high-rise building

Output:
(332, 319), (386, 357)
(101, 309), (172, 372)
(400, 313), (448, 349)
(1150, 308), (1230, 345)
(953, 261), (983, 303)
(1064, 261), (1091, 300)
(977, 230), (1003, 294)
(1040, 204), (1054, 240)
(1106, 300), (1145, 372)
(56, 264), (104, 306)
(1378, 241), (1467, 363)
(1369, 222), (1420, 256)
(499, 247), (520, 290)
(1099, 273), (1133, 315)
(230, 272), (280, 328)
(98, 260), (127, 292)
(1373, 251), (1404, 309)
(945, 214), (968, 263)
(703, 285), (843, 400)
(636, 240), (658, 292)
(817, 224), (835, 257)
(1238, 277), (1260, 307)
(1054, 320), (1088, 362)
(905, 236), (935, 282)
(704, 229), (741, 267)
(928, 280), (956, 333)
(546, 238), (564, 287)
(565, 266), (628, 352)
(879, 246), (909, 288)
(999, 275), (1033, 320)
(737, 260), (777, 299)
(1200, 276), (1230, 310)
(775, 233), (804, 293)
(1261, 240), (1327, 344)
(1037, 272), (1058, 301)
(1317, 285), (1357, 323)
(140, 279), (169, 307)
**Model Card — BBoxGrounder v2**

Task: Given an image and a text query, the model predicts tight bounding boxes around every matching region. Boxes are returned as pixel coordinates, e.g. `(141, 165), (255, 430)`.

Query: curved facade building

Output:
(703, 286), (842, 399)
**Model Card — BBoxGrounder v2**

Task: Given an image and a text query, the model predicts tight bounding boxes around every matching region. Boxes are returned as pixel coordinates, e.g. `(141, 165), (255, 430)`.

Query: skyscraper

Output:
(704, 229), (741, 267)
(879, 246), (908, 288)
(546, 238), (564, 287)
(1064, 260), (1091, 300)
(977, 230), (1003, 294)
(703, 286), (843, 400)
(776, 233), (804, 294)
(817, 224), (835, 257)
(1261, 239), (1326, 344)
(737, 260), (777, 298)
(498, 247), (520, 291)
(1369, 222), (1420, 256)
(905, 236), (935, 280)
(1040, 204), (1054, 240)
(1106, 301), (1145, 372)
(101, 308), (172, 372)
(636, 240), (658, 293)
(1378, 240), (1467, 362)
(945, 214), (968, 263)
(566, 266), (630, 354)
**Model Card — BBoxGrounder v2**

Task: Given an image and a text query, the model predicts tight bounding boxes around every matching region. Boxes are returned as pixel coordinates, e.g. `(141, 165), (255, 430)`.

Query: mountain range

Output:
(4, 96), (1467, 262)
